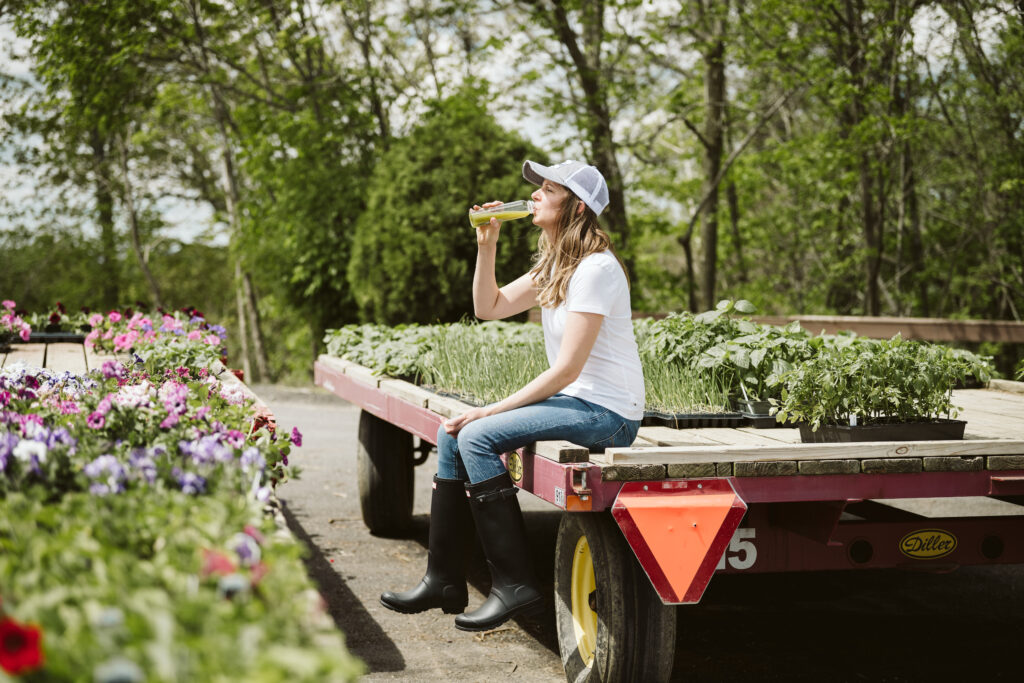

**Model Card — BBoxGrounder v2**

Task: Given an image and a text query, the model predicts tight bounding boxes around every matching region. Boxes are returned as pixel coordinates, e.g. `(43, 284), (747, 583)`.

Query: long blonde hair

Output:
(530, 193), (628, 309)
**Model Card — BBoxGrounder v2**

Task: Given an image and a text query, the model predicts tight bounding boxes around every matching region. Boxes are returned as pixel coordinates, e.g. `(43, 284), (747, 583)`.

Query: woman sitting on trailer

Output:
(380, 159), (645, 631)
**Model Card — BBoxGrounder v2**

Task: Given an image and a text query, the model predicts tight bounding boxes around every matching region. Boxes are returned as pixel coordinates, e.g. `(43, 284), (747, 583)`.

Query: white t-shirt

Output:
(540, 250), (645, 420)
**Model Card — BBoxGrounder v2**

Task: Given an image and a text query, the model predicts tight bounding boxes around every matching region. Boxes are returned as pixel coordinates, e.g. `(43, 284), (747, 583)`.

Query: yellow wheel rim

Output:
(570, 535), (598, 667)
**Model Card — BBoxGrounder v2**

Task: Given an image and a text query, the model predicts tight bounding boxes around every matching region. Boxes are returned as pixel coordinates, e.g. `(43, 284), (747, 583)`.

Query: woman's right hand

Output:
(472, 201), (503, 247)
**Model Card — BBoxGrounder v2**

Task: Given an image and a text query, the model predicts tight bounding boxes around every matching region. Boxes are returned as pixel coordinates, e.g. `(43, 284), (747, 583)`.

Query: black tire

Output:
(356, 410), (414, 536)
(554, 512), (676, 683)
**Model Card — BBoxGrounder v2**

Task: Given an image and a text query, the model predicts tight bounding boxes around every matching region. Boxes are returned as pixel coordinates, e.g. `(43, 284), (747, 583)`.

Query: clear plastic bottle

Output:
(468, 200), (534, 228)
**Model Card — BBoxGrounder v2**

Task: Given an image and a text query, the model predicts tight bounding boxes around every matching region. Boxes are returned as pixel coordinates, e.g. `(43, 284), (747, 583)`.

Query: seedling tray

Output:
(642, 411), (746, 429)
(25, 332), (87, 343)
(799, 418), (967, 443)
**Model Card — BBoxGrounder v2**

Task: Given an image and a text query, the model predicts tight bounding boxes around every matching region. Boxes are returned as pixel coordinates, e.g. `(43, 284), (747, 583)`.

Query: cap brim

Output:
(522, 160), (553, 186)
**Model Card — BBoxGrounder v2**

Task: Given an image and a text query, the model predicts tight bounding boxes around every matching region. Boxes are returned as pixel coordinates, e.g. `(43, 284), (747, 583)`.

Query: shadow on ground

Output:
(280, 502), (407, 673)
(379, 506), (564, 658)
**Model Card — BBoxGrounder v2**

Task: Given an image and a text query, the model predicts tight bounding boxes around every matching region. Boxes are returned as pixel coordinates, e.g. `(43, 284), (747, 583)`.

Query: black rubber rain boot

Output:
(455, 472), (543, 632)
(380, 475), (470, 614)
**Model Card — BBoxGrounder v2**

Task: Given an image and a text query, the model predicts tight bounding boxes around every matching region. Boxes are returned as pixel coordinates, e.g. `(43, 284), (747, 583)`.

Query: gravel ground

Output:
(259, 384), (1024, 682)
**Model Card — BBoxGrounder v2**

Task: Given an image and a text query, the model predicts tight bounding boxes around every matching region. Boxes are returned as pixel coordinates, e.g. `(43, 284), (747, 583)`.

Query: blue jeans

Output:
(436, 394), (640, 483)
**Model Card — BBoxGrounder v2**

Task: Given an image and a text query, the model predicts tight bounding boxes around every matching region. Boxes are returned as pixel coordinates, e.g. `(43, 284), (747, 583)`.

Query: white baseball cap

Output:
(522, 159), (610, 216)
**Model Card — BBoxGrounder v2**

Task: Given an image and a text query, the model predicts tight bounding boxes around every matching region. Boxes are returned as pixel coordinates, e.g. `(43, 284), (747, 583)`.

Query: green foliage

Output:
(418, 321), (548, 406)
(0, 490), (363, 682)
(347, 85), (542, 324)
(772, 335), (989, 430)
(324, 323), (438, 381)
(636, 300), (812, 404)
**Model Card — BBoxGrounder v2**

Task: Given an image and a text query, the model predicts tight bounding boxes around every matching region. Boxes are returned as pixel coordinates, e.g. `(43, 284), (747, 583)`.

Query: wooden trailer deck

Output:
(313, 355), (1024, 481)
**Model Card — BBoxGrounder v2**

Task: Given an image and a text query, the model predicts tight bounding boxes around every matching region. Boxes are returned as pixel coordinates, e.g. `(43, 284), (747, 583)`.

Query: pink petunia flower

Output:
(113, 330), (138, 351)
(95, 395), (114, 416)
(108, 311), (122, 323)
(225, 430), (246, 449)
(88, 313), (104, 327)
(1, 300), (14, 310)
(204, 334), (221, 346)
(86, 412), (106, 429)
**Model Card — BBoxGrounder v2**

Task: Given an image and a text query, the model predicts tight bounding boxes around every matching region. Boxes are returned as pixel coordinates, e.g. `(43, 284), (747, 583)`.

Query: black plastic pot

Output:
(799, 418), (967, 443)
(735, 399), (781, 429)
(736, 398), (772, 415)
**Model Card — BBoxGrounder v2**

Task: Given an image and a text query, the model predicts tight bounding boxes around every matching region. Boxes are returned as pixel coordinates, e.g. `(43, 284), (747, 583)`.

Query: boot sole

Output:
(379, 597), (467, 615)
(453, 597), (544, 632)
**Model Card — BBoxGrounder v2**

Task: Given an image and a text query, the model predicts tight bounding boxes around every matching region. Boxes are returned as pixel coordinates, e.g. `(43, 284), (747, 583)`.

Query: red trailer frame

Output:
(314, 358), (1024, 609)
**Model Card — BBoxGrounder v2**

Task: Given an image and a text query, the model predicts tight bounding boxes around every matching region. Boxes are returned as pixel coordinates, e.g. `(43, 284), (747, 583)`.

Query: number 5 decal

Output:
(717, 527), (757, 570)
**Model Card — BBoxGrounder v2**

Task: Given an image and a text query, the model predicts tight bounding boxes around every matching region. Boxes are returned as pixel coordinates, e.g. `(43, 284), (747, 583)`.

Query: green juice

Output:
(469, 209), (532, 228)
(467, 200), (534, 228)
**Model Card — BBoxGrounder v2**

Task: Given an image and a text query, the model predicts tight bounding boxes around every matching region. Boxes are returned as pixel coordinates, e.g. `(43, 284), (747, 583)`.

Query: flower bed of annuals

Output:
(0, 303), (362, 681)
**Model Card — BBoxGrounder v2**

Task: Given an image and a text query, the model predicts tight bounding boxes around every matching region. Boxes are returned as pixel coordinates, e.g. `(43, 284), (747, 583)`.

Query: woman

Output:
(380, 159), (645, 632)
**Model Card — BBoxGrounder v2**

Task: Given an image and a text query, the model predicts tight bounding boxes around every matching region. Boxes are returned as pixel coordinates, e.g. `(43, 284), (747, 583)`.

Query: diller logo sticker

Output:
(507, 453), (523, 483)
(899, 529), (957, 559)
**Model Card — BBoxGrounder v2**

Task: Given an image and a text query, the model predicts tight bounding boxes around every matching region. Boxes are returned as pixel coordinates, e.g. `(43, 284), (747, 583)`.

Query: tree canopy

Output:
(2, 0), (1022, 378)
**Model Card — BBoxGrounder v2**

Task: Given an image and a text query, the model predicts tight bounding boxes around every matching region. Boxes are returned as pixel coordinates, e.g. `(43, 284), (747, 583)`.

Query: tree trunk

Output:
(243, 271), (270, 381)
(90, 128), (120, 309)
(118, 137), (164, 308)
(727, 180), (746, 283)
(701, 26), (726, 310)
(678, 232), (698, 313)
(904, 140), (928, 316)
(233, 260), (252, 381)
(186, 0), (269, 378)
(861, 148), (881, 316)
(210, 91), (269, 380)
(547, 0), (632, 286)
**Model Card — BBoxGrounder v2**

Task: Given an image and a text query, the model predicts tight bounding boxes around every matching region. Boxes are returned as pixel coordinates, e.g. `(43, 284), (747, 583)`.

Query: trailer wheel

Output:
(356, 410), (414, 536)
(554, 512), (676, 682)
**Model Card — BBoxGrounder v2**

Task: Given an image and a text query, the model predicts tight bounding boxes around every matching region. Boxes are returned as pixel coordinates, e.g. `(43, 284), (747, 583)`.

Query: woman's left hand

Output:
(444, 406), (493, 435)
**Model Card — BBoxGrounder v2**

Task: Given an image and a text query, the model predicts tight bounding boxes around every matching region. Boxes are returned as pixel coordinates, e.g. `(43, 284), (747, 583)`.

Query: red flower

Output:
(48, 312), (61, 324)
(201, 549), (237, 578)
(0, 617), (44, 675)
(250, 412), (277, 437)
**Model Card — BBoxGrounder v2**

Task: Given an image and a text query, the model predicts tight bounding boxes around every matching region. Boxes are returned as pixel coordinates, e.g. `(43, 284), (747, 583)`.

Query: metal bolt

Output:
(643, 485), (648, 491)
(697, 483), (703, 489)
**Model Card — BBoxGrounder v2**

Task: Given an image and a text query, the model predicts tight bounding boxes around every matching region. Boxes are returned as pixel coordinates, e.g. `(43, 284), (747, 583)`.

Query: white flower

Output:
(13, 439), (47, 464)
(219, 384), (247, 405)
(116, 381), (152, 408)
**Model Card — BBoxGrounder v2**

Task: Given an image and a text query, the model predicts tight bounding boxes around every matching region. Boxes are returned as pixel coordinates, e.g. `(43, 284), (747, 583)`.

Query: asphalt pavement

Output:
(259, 384), (1024, 682)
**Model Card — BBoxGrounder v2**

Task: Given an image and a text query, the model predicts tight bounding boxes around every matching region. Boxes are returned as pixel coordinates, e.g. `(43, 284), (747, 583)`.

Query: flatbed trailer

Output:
(313, 354), (1024, 682)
